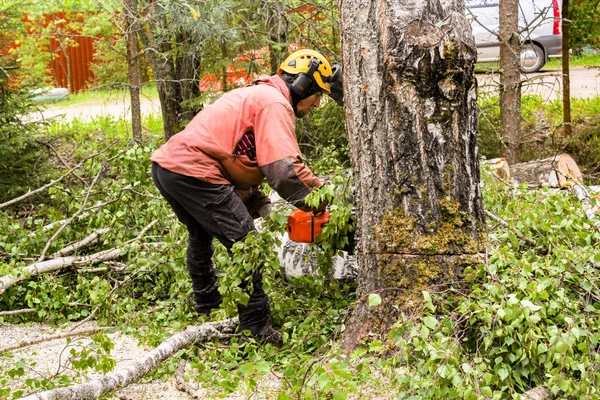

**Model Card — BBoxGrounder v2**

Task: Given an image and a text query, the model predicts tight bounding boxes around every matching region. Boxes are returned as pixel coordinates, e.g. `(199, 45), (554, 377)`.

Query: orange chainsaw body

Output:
(286, 209), (330, 243)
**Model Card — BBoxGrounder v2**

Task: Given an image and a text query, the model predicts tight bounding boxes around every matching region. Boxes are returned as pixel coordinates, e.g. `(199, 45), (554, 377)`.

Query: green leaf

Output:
(555, 341), (568, 354)
(318, 373), (331, 391)
(368, 293), (382, 307)
(333, 390), (348, 400)
(423, 316), (438, 330)
(481, 386), (493, 397)
(497, 367), (508, 381)
(240, 363), (255, 375)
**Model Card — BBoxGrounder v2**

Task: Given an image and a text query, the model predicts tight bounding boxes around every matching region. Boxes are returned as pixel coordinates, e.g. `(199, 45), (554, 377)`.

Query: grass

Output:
(546, 51), (600, 69)
(39, 82), (159, 108)
(475, 49), (600, 74)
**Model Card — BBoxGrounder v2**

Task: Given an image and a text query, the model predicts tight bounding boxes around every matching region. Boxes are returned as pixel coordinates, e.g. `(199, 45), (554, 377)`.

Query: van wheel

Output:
(520, 44), (545, 73)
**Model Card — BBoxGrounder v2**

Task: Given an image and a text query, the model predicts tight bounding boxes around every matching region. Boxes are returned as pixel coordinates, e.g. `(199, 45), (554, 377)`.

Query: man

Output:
(150, 49), (343, 345)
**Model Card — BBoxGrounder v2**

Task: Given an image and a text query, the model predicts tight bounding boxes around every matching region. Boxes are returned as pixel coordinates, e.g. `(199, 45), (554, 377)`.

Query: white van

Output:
(466, 0), (563, 73)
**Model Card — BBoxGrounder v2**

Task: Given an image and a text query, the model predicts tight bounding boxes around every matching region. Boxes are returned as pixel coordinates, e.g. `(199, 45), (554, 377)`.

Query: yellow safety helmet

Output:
(278, 49), (335, 96)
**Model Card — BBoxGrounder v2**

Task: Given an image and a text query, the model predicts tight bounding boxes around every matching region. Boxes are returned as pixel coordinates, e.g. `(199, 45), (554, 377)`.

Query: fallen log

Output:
(510, 154), (582, 188)
(20, 317), (238, 400)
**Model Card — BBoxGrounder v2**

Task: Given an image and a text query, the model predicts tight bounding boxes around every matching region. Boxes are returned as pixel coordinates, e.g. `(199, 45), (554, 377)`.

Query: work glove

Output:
(244, 190), (272, 219)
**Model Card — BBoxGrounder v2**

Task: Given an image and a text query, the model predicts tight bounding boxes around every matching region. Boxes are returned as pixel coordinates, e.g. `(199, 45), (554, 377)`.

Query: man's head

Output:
(278, 49), (343, 117)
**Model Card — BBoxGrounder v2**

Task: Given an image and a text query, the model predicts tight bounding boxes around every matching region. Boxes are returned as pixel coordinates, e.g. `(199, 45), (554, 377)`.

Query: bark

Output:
(123, 0), (143, 142)
(499, 0), (522, 164)
(510, 154), (582, 188)
(562, 0), (572, 136)
(266, 0), (289, 75)
(338, 0), (486, 347)
(21, 318), (238, 400)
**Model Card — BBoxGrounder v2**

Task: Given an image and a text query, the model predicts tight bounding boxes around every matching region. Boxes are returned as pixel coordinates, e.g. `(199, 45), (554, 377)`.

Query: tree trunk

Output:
(176, 44), (201, 124)
(338, 0), (486, 348)
(562, 0), (572, 136)
(266, 0), (289, 75)
(123, 0), (143, 142)
(138, 1), (182, 141)
(499, 0), (522, 164)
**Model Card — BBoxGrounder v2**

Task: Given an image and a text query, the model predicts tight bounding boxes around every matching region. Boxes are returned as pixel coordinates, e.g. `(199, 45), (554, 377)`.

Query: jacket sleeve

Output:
(253, 102), (321, 207)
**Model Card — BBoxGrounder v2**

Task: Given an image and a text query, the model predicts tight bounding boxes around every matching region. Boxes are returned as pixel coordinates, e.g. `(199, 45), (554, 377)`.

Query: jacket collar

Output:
(254, 74), (292, 104)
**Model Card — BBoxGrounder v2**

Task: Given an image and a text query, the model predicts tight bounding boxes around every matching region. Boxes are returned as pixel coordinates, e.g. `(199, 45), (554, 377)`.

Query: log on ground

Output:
(510, 154), (582, 188)
(20, 317), (238, 400)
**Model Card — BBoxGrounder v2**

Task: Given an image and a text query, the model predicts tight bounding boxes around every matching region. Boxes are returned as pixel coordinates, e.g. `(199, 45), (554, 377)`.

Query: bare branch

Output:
(0, 142), (117, 210)
(0, 308), (38, 317)
(52, 228), (110, 257)
(0, 328), (105, 353)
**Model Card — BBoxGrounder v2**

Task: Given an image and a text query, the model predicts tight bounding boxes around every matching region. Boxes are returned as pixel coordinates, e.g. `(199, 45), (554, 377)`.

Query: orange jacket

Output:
(150, 75), (321, 207)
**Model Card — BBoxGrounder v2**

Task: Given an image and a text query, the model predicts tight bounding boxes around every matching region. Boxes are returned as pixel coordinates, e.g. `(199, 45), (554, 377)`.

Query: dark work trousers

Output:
(151, 162), (271, 332)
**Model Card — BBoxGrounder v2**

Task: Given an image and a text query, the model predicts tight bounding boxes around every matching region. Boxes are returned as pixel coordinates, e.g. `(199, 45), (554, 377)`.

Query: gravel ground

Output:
(0, 321), (190, 399)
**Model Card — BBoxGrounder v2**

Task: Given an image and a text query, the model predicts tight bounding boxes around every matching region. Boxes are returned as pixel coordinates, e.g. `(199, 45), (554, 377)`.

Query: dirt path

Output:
(34, 97), (161, 123)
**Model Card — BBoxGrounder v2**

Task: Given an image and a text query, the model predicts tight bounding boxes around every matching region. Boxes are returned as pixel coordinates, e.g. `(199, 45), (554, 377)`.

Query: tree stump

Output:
(510, 154), (582, 188)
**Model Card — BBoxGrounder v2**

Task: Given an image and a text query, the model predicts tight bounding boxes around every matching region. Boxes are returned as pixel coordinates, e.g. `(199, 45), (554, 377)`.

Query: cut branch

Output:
(0, 143), (116, 210)
(21, 318), (238, 400)
(0, 219), (159, 294)
(0, 327), (104, 353)
(52, 228), (110, 257)
(0, 308), (38, 317)
(0, 250), (122, 294)
(484, 210), (538, 246)
(38, 165), (105, 261)
(571, 182), (600, 232)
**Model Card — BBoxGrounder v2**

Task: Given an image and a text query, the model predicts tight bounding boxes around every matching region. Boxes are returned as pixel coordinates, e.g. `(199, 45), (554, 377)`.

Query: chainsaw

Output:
(285, 209), (355, 253)
(285, 209), (331, 243)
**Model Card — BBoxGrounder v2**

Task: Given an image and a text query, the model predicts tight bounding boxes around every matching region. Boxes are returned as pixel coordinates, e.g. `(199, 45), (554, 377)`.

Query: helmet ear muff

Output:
(290, 57), (321, 99)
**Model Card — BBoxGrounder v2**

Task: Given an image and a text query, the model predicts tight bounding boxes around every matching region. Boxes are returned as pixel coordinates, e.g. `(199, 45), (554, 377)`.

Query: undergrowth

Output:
(0, 114), (599, 399)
